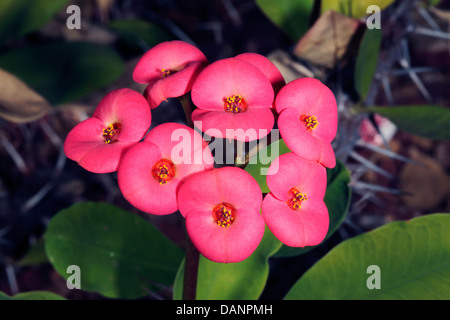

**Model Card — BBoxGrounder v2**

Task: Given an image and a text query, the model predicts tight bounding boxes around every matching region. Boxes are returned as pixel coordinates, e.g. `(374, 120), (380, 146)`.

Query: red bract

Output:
(63, 88), (151, 173)
(262, 153), (329, 247)
(177, 167), (265, 263)
(275, 78), (337, 168)
(117, 123), (213, 215)
(191, 57), (275, 142)
(133, 40), (208, 109)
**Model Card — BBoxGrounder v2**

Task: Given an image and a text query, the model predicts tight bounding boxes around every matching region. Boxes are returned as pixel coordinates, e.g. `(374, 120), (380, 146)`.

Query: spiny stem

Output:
(182, 231), (199, 300)
(179, 93), (194, 128)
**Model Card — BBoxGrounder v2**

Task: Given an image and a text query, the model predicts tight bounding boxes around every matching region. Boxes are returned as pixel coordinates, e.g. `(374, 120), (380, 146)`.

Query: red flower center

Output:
(152, 159), (176, 185)
(102, 123), (122, 144)
(300, 115), (318, 132)
(213, 202), (236, 227)
(161, 68), (175, 78)
(224, 95), (247, 114)
(287, 188), (308, 210)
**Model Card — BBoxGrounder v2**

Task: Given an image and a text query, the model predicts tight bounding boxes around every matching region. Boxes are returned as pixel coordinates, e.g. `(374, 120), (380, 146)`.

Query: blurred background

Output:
(0, 0), (449, 299)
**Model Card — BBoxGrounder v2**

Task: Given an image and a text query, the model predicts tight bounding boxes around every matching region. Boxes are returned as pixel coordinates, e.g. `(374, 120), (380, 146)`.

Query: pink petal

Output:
(185, 206), (265, 263)
(191, 107), (274, 142)
(143, 61), (206, 109)
(191, 58), (274, 111)
(177, 167), (262, 218)
(133, 40), (207, 84)
(117, 142), (179, 215)
(145, 122), (214, 178)
(275, 77), (337, 142)
(262, 193), (329, 247)
(234, 52), (285, 95)
(64, 117), (132, 173)
(267, 152), (327, 202)
(319, 141), (336, 169)
(277, 108), (321, 162)
(92, 88), (151, 142)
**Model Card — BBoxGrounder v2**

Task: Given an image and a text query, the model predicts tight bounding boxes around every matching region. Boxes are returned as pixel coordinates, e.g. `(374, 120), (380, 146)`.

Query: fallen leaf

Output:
(294, 10), (361, 68)
(0, 68), (51, 123)
(400, 148), (449, 211)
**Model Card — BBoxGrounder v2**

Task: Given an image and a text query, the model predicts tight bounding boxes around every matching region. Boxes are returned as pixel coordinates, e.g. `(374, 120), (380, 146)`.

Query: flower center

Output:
(213, 202), (236, 227)
(300, 115), (318, 132)
(161, 68), (175, 78)
(102, 123), (121, 144)
(152, 159), (176, 185)
(224, 95), (247, 114)
(287, 188), (308, 210)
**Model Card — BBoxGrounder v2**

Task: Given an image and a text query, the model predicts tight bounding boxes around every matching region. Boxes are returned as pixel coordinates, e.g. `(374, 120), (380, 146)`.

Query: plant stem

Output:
(180, 94), (199, 300)
(179, 93), (194, 128)
(182, 231), (199, 300)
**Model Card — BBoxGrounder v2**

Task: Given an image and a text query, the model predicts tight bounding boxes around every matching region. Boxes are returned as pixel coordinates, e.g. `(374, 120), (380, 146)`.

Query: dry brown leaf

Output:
(400, 148), (450, 211)
(294, 10), (361, 68)
(0, 68), (51, 123)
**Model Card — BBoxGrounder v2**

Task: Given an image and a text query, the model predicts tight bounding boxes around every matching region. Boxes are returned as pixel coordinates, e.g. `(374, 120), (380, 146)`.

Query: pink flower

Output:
(235, 52), (285, 103)
(63, 88), (151, 173)
(191, 57), (275, 142)
(261, 153), (329, 247)
(133, 40), (208, 109)
(275, 78), (337, 168)
(117, 123), (214, 215)
(177, 167), (265, 263)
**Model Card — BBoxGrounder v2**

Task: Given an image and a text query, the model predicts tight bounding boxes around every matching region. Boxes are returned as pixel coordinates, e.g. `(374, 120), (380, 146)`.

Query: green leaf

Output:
(275, 159), (351, 257)
(0, 291), (11, 300)
(0, 42), (124, 105)
(0, 290), (66, 300)
(110, 19), (173, 52)
(355, 28), (383, 100)
(44, 202), (184, 299)
(256, 0), (315, 41)
(12, 291), (66, 300)
(245, 139), (291, 194)
(369, 106), (450, 140)
(0, 0), (70, 45)
(321, 0), (394, 18)
(173, 226), (282, 300)
(285, 213), (450, 299)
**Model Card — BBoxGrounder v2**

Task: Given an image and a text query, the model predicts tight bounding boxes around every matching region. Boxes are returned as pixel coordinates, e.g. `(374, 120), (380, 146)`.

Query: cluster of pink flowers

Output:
(64, 40), (338, 263)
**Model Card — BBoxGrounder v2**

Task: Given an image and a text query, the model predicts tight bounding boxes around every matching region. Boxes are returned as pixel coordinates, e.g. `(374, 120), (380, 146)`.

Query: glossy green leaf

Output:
(173, 226), (282, 300)
(321, 0), (394, 18)
(275, 159), (351, 257)
(110, 19), (173, 52)
(370, 106), (450, 140)
(256, 0), (315, 41)
(355, 28), (383, 100)
(285, 213), (450, 299)
(0, 0), (70, 45)
(0, 291), (66, 300)
(0, 42), (124, 105)
(244, 139), (291, 194)
(45, 202), (184, 299)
